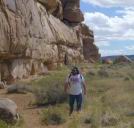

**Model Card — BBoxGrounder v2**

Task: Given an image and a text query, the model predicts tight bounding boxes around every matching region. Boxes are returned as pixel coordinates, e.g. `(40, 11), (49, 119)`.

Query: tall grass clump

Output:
(41, 106), (67, 125)
(0, 120), (8, 128)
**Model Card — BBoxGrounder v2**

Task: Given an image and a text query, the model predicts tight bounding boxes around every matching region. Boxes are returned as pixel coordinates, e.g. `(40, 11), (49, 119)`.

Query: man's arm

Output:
(64, 82), (68, 93)
(82, 81), (87, 95)
(64, 77), (70, 93)
(81, 75), (87, 95)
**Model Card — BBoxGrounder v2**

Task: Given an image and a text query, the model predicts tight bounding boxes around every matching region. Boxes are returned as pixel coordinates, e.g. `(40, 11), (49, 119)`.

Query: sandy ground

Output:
(0, 89), (62, 128)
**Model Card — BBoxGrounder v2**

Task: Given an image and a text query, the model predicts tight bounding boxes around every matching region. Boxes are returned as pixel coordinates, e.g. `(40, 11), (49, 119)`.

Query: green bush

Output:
(0, 116), (24, 128)
(41, 106), (66, 125)
(33, 84), (67, 106)
(31, 67), (69, 106)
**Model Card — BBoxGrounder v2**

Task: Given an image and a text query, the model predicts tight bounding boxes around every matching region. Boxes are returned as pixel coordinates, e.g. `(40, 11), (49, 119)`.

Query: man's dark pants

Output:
(69, 93), (82, 115)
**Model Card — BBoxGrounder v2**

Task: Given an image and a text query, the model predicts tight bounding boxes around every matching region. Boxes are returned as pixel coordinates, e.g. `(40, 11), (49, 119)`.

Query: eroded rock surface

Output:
(0, 0), (100, 82)
(61, 0), (84, 23)
(80, 24), (100, 62)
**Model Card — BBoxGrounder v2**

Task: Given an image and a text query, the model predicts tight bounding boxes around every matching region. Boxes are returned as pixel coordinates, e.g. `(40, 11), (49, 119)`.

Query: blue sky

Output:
(80, 0), (134, 56)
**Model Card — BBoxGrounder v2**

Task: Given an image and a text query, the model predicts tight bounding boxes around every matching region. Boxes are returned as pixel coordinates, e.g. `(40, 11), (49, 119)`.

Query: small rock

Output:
(126, 112), (134, 117)
(7, 84), (33, 94)
(0, 81), (7, 89)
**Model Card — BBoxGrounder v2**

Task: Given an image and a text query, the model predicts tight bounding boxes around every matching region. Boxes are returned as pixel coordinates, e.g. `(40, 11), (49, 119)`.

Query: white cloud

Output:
(95, 41), (110, 47)
(100, 49), (125, 56)
(82, 1), (134, 56)
(84, 8), (134, 43)
(126, 45), (134, 51)
(82, 0), (134, 7)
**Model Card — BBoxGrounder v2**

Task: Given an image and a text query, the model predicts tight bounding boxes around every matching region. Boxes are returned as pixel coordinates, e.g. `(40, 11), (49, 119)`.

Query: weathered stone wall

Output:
(0, 0), (100, 82)
(80, 24), (100, 62)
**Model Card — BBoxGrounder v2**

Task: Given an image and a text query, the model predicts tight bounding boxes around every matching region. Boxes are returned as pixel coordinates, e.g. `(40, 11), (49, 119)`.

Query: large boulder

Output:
(0, 98), (18, 123)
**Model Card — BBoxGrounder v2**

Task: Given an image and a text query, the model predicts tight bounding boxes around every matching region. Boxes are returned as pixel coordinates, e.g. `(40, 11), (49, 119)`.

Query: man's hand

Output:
(84, 90), (86, 95)
(64, 82), (69, 93)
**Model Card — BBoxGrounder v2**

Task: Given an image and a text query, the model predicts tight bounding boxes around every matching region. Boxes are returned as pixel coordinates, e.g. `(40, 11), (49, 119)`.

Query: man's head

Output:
(71, 66), (80, 75)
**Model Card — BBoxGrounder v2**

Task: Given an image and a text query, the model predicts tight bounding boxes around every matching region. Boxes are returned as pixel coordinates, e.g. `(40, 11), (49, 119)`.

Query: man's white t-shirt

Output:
(66, 74), (85, 95)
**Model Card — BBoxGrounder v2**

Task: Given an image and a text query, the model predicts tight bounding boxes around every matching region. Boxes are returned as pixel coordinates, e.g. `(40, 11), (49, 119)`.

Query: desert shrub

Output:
(0, 120), (8, 128)
(128, 73), (134, 80)
(98, 69), (109, 77)
(101, 111), (119, 126)
(84, 116), (92, 124)
(31, 68), (69, 106)
(33, 84), (67, 106)
(88, 69), (96, 76)
(124, 76), (131, 81)
(41, 106), (66, 125)
(0, 115), (23, 128)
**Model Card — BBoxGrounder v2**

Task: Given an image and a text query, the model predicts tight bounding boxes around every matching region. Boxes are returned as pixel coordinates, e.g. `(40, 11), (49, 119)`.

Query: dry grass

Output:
(11, 63), (134, 128)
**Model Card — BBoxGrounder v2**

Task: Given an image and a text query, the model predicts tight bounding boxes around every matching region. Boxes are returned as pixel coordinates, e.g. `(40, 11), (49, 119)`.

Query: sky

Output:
(80, 0), (134, 56)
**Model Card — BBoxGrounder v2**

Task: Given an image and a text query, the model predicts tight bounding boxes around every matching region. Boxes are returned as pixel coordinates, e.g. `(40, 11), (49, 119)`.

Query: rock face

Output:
(80, 24), (100, 62)
(0, 0), (100, 82)
(114, 55), (133, 64)
(0, 98), (18, 123)
(61, 0), (84, 24)
(38, 0), (63, 19)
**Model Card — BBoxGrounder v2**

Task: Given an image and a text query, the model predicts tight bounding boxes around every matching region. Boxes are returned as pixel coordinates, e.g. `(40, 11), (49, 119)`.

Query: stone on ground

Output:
(0, 98), (18, 123)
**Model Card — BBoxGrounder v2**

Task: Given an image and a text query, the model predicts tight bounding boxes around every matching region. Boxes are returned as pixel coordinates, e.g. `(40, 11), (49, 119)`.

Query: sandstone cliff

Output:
(0, 0), (100, 82)
(80, 24), (100, 62)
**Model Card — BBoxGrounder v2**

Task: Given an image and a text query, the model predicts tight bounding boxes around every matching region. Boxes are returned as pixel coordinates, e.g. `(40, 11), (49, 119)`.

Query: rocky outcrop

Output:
(0, 98), (18, 123)
(38, 0), (63, 19)
(61, 0), (84, 26)
(114, 55), (133, 64)
(80, 24), (100, 62)
(0, 0), (100, 82)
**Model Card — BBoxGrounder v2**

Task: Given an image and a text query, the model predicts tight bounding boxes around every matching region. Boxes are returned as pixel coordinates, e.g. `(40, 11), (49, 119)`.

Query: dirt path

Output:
(0, 89), (47, 128)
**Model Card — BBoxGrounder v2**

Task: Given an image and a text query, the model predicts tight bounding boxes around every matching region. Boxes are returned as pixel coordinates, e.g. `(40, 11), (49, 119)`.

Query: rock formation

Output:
(61, 0), (84, 25)
(0, 0), (100, 83)
(80, 24), (100, 62)
(114, 55), (133, 63)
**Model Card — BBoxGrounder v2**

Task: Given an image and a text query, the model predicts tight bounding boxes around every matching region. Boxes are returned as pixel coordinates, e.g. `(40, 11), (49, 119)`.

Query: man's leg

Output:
(69, 95), (75, 115)
(76, 93), (82, 112)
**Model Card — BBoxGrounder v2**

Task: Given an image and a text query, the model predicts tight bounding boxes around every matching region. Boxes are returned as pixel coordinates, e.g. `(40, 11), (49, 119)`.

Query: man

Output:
(64, 67), (87, 115)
